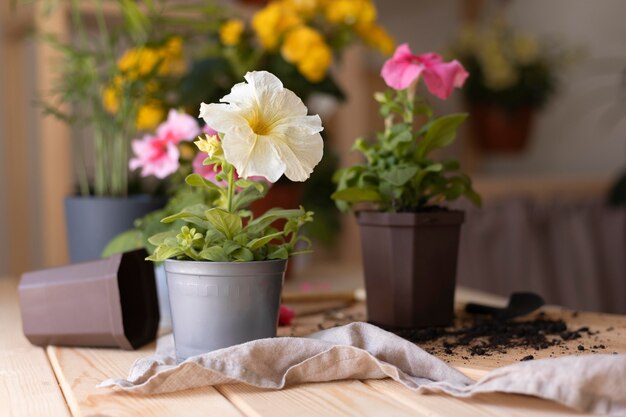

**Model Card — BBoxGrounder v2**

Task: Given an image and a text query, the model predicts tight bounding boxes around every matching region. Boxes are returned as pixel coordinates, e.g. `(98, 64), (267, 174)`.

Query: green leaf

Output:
(232, 182), (268, 211)
(147, 230), (178, 247)
(245, 208), (305, 235)
(102, 229), (143, 258)
(198, 246), (229, 262)
(161, 204), (211, 228)
(223, 240), (241, 255)
(233, 247), (254, 262)
(235, 178), (265, 193)
(147, 245), (183, 262)
(267, 245), (289, 260)
(247, 231), (284, 250)
(416, 113), (467, 159)
(185, 173), (221, 192)
(380, 166), (419, 187)
(331, 187), (382, 203)
(204, 208), (242, 240)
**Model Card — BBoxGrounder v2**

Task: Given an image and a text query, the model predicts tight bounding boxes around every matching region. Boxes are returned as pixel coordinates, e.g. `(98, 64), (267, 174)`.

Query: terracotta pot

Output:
(469, 105), (534, 152)
(357, 210), (465, 328)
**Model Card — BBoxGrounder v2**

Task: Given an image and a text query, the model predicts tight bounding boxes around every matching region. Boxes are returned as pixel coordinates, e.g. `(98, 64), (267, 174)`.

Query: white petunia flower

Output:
(198, 71), (324, 183)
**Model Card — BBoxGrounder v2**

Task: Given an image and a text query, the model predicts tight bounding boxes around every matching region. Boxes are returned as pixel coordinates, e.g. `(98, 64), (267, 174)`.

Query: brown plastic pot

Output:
(18, 249), (159, 350)
(357, 210), (464, 328)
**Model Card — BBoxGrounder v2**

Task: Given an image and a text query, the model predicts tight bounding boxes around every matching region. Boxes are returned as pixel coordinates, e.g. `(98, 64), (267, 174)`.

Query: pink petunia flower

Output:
(381, 43), (468, 99)
(157, 109), (201, 143)
(129, 134), (181, 179)
(130, 109), (201, 179)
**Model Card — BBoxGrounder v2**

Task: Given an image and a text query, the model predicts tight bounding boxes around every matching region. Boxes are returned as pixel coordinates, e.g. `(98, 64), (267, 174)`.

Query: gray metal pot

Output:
(65, 195), (166, 263)
(164, 259), (287, 362)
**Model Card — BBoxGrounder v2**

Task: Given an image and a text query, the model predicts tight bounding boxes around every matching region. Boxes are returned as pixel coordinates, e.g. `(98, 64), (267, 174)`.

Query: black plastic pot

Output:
(357, 210), (465, 328)
(64, 195), (165, 263)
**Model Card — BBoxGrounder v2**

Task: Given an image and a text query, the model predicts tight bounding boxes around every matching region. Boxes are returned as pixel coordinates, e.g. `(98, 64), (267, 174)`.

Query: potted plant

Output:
(448, 19), (576, 152)
(179, 0), (396, 245)
(332, 43), (481, 329)
(147, 71), (323, 362)
(37, 1), (214, 262)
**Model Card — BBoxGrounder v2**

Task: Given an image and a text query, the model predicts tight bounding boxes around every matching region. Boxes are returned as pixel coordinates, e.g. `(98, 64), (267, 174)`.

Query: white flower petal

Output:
(222, 131), (285, 182)
(199, 102), (250, 134)
(271, 130), (323, 182)
(199, 70), (324, 183)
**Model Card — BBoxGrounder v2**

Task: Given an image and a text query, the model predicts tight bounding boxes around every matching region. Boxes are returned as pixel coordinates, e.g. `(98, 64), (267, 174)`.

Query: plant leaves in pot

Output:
(147, 71), (323, 362)
(332, 43), (481, 329)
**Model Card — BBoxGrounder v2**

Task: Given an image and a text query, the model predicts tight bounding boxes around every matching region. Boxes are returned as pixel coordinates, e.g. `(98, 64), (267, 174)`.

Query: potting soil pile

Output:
(99, 322), (626, 416)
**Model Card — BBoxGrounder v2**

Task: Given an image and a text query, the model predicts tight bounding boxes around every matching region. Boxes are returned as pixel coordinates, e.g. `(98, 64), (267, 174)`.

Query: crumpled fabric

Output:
(99, 322), (626, 417)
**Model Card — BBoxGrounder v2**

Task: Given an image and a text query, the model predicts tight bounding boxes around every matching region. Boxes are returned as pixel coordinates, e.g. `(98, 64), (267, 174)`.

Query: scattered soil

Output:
(390, 312), (602, 357)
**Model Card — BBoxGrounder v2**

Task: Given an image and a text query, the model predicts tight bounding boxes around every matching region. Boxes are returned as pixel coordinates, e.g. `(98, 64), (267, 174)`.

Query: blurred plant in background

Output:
(448, 17), (579, 152)
(448, 17), (577, 110)
(180, 0), (394, 109)
(38, 0), (222, 197)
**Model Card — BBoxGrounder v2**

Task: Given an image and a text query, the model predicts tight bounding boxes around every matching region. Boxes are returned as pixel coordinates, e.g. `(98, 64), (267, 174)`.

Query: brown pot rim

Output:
(356, 210), (465, 227)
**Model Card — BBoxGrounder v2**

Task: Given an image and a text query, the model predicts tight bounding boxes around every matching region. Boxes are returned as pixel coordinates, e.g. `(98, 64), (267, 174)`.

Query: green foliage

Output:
(332, 89), (481, 212)
(144, 141), (314, 262)
(147, 206), (313, 262)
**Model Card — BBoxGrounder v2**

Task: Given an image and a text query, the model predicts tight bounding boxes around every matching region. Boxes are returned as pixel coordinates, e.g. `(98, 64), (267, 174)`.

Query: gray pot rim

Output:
(357, 209), (465, 227)
(164, 258), (287, 275)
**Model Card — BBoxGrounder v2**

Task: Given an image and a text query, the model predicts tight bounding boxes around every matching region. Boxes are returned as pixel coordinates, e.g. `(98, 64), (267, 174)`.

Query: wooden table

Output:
(2, 274), (626, 417)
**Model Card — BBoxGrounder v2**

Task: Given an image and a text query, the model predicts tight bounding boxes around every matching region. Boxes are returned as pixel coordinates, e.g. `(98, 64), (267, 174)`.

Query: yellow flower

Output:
(356, 23), (395, 55)
(118, 47), (161, 79)
(297, 44), (332, 82)
(103, 86), (119, 113)
(158, 36), (186, 76)
(324, 0), (376, 25)
(135, 103), (165, 130)
(281, 26), (324, 62)
(252, 2), (302, 50)
(513, 35), (539, 65)
(195, 134), (223, 159)
(220, 19), (245, 46)
(283, 0), (319, 16)
(281, 26), (332, 82)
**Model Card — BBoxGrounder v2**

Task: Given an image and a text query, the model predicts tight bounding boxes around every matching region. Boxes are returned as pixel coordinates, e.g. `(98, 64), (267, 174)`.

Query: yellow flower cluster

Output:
(281, 26), (332, 82)
(220, 19), (245, 46)
(323, 0), (376, 25)
(250, 0), (393, 83)
(103, 37), (185, 130)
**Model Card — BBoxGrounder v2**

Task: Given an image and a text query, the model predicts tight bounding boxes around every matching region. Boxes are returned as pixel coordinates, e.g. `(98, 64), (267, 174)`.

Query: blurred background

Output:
(0, 0), (624, 312)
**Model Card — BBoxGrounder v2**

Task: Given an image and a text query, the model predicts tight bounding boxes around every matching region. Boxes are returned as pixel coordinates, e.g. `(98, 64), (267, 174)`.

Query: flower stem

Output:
(226, 164), (235, 212)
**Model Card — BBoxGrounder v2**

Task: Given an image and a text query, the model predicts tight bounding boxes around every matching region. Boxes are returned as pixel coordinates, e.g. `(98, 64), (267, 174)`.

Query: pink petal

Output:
(157, 109), (201, 143)
(381, 43), (424, 90)
(421, 59), (468, 100)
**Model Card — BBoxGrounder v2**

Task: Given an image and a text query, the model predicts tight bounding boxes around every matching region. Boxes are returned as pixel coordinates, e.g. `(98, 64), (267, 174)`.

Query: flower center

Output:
(249, 115), (272, 136)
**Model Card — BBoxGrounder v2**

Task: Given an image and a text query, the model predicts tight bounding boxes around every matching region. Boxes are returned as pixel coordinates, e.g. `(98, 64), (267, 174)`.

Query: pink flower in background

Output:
(130, 109), (201, 179)
(157, 109), (201, 142)
(129, 134), (180, 179)
(381, 43), (468, 99)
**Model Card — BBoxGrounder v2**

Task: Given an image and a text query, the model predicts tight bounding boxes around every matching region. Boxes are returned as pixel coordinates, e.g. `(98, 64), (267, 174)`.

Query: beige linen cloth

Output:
(100, 322), (626, 416)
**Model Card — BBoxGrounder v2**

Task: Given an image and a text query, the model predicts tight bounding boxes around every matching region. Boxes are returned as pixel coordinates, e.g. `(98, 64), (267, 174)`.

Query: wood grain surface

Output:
(0, 277), (71, 417)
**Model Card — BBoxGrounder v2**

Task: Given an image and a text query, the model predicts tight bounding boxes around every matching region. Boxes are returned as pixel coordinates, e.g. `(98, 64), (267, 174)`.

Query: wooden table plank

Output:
(365, 379), (599, 417)
(0, 277), (71, 417)
(46, 345), (245, 417)
(217, 380), (422, 417)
